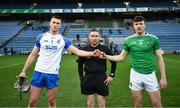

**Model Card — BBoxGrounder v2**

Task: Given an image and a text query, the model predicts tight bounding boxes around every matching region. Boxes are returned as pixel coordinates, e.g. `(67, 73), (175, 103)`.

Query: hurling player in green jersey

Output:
(100, 16), (167, 107)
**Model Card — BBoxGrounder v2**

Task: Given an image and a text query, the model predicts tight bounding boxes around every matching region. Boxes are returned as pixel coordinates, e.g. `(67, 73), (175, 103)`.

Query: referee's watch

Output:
(110, 73), (115, 78)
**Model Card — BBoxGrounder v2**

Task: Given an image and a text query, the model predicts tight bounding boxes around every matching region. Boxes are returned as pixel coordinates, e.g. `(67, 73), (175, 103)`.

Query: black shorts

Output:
(80, 73), (109, 96)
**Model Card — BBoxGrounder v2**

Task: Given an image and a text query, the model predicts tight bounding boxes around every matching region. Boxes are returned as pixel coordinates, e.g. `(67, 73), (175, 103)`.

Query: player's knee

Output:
(97, 100), (105, 107)
(48, 96), (56, 105)
(152, 101), (162, 107)
(134, 99), (142, 107)
(29, 97), (38, 107)
(133, 98), (142, 107)
(87, 100), (94, 107)
(134, 101), (142, 108)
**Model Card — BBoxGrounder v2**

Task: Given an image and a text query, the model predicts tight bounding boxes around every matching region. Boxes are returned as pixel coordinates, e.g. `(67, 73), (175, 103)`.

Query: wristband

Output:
(110, 73), (115, 78)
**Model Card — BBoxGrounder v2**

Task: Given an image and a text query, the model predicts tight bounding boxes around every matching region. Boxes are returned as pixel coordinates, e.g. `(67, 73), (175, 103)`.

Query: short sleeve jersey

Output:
(34, 32), (72, 74)
(123, 33), (160, 74)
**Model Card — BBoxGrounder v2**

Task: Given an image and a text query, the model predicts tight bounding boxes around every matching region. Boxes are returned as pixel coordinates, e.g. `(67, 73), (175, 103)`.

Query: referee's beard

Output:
(90, 41), (99, 47)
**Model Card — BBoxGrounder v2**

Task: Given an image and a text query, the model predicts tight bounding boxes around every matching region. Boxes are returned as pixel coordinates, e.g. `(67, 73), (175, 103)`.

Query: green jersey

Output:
(123, 33), (160, 74)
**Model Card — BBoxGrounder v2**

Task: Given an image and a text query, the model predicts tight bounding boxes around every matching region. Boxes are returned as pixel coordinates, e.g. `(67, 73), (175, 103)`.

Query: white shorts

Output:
(129, 68), (159, 92)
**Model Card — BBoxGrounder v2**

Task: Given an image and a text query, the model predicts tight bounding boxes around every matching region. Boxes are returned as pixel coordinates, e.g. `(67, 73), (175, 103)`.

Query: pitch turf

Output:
(0, 54), (180, 107)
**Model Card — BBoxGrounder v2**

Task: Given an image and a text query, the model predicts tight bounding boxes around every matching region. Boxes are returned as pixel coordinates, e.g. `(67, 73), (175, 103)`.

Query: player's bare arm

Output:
(156, 49), (167, 89)
(67, 45), (101, 57)
(19, 46), (39, 77)
(100, 50), (128, 61)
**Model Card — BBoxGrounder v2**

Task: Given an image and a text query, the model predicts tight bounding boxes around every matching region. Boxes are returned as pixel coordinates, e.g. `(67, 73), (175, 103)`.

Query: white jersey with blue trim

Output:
(34, 32), (72, 74)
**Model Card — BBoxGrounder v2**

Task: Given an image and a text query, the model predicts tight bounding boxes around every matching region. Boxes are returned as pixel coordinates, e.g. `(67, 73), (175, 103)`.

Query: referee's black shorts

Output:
(80, 73), (109, 96)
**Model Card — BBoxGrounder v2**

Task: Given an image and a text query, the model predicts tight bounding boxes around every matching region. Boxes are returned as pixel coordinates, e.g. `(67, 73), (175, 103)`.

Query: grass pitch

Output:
(0, 54), (180, 107)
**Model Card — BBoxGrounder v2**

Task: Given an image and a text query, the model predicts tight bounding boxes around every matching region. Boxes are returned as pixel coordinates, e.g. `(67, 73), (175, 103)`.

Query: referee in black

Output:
(78, 28), (117, 108)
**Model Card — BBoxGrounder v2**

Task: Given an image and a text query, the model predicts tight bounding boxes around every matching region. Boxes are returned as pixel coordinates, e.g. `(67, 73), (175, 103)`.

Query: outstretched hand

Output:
(93, 49), (101, 57)
(99, 52), (107, 59)
(92, 50), (109, 59)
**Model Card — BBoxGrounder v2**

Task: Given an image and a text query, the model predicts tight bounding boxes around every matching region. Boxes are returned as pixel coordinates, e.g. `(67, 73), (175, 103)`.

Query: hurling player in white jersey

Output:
(18, 15), (100, 108)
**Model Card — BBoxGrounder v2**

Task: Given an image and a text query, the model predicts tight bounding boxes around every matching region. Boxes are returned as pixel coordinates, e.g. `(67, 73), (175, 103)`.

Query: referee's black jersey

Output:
(78, 44), (117, 79)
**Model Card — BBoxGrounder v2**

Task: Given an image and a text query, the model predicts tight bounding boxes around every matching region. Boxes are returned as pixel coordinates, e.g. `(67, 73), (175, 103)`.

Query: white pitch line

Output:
(0, 63), (24, 69)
